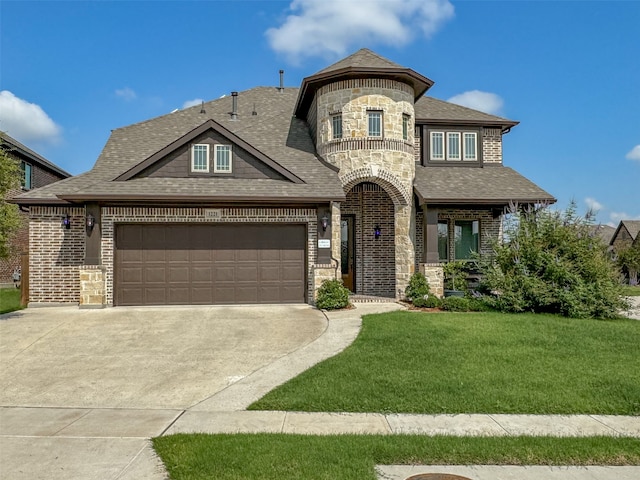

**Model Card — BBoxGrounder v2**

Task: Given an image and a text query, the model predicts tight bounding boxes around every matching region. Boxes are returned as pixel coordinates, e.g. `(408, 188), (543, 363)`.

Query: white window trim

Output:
(446, 132), (461, 161)
(332, 114), (342, 139)
(463, 132), (477, 161)
(191, 144), (209, 173)
(367, 110), (383, 138)
(214, 144), (232, 173)
(430, 131), (444, 160)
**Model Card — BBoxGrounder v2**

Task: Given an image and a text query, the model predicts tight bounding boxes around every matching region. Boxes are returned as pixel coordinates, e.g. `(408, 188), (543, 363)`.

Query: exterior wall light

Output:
(374, 224), (381, 239)
(86, 214), (95, 230)
(62, 215), (71, 229)
(321, 214), (329, 231)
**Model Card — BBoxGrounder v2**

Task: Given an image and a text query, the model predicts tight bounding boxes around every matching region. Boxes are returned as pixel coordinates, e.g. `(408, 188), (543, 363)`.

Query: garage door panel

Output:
(115, 224), (306, 305)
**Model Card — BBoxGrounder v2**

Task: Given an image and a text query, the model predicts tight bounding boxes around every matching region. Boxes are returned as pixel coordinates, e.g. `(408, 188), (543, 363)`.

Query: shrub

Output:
(443, 260), (470, 292)
(442, 296), (471, 312)
(413, 294), (441, 308)
(404, 272), (431, 304)
(315, 279), (350, 310)
(479, 202), (626, 318)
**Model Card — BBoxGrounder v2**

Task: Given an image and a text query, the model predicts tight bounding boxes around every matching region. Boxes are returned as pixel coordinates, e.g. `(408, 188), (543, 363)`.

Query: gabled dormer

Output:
(115, 119), (303, 183)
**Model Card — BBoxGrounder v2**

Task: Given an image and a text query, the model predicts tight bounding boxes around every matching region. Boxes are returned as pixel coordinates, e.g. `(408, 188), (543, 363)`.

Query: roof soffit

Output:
(115, 118), (304, 184)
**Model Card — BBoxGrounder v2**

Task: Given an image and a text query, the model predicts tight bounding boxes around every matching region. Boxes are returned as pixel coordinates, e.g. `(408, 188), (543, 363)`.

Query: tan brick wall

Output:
(28, 206), (85, 304)
(483, 128), (503, 164)
(100, 206), (318, 306)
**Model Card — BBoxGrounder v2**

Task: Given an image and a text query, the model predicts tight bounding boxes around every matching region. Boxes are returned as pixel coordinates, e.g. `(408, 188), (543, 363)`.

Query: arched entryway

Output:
(341, 182), (396, 297)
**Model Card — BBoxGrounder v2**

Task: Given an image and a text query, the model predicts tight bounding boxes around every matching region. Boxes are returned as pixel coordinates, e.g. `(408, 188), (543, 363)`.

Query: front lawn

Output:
(0, 287), (23, 314)
(153, 434), (640, 480)
(250, 311), (640, 415)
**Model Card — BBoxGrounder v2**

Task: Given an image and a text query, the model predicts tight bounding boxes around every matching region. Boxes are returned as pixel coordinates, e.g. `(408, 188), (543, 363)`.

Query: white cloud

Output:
(609, 211), (640, 225)
(447, 90), (504, 115)
(266, 0), (454, 62)
(115, 87), (137, 101)
(182, 98), (204, 109)
(625, 145), (640, 161)
(0, 90), (62, 144)
(585, 197), (604, 212)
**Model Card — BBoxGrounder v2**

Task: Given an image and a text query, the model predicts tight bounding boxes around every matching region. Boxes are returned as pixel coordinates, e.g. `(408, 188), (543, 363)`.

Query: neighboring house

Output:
(610, 220), (640, 285)
(13, 49), (554, 307)
(590, 224), (616, 250)
(1, 133), (71, 284)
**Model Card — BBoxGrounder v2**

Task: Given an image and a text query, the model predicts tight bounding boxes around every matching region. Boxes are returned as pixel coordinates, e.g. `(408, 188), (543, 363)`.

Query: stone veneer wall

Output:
(312, 202), (342, 298)
(342, 184), (396, 297)
(79, 265), (106, 308)
(315, 78), (415, 297)
(28, 206), (85, 304)
(483, 128), (503, 164)
(100, 206), (318, 306)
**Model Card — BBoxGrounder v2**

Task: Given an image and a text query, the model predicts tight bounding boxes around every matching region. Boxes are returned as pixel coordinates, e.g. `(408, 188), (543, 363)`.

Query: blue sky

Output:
(1, 0), (638, 225)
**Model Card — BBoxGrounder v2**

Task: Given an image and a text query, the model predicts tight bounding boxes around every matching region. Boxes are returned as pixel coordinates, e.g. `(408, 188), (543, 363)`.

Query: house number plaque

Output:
(318, 239), (331, 248)
(204, 209), (222, 220)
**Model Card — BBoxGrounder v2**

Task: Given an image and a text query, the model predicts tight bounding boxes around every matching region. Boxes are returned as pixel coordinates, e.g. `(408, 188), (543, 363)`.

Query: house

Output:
(1, 133), (71, 285)
(610, 220), (640, 285)
(13, 48), (554, 308)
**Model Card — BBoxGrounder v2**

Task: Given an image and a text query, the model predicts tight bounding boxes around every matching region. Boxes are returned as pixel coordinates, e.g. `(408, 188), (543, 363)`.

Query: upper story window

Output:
(191, 144), (209, 172)
(367, 110), (382, 137)
(21, 162), (32, 189)
(331, 114), (343, 139)
(214, 145), (232, 173)
(402, 114), (410, 141)
(429, 130), (478, 163)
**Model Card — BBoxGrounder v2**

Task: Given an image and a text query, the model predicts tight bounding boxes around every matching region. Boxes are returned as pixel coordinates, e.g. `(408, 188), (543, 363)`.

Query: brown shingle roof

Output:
(316, 48), (404, 73)
(414, 165), (555, 205)
(622, 220), (640, 240)
(414, 97), (518, 128)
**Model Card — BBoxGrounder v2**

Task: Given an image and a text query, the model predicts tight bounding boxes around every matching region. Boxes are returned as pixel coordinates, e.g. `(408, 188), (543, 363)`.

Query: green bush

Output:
(442, 296), (471, 311)
(479, 202), (626, 318)
(315, 279), (350, 310)
(404, 272), (431, 304)
(413, 294), (441, 308)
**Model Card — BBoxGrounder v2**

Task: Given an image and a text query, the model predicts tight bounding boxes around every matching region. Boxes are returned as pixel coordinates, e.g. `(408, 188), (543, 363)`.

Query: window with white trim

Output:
(402, 114), (410, 141)
(429, 130), (478, 162)
(368, 110), (382, 137)
(332, 114), (342, 139)
(191, 144), (209, 172)
(214, 145), (232, 173)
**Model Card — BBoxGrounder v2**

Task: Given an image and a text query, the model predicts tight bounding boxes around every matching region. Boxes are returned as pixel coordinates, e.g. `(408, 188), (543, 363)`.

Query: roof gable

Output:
(611, 220), (640, 245)
(115, 119), (303, 184)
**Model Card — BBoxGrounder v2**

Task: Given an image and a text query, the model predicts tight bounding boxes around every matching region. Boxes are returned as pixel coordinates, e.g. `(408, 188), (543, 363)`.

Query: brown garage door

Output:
(115, 224), (306, 306)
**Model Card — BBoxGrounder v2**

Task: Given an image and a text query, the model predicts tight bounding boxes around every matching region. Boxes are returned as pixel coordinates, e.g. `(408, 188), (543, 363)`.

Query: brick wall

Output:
(28, 206), (85, 304)
(100, 206), (318, 306)
(342, 183), (395, 297)
(482, 128), (502, 164)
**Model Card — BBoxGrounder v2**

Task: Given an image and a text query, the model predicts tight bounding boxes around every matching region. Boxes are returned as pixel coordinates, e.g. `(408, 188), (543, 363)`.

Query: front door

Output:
(341, 216), (355, 292)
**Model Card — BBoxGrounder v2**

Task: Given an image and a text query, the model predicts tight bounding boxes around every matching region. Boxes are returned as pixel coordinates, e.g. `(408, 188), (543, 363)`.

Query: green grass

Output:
(621, 285), (640, 296)
(153, 434), (640, 480)
(0, 287), (23, 314)
(250, 311), (640, 415)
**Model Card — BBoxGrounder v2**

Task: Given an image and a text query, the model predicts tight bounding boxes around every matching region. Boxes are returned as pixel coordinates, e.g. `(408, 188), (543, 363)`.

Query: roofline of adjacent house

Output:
(1, 134), (72, 178)
(294, 66), (434, 119)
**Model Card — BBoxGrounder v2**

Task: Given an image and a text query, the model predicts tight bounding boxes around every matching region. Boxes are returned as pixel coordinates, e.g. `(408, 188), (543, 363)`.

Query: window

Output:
(191, 144), (209, 172)
(402, 114), (410, 141)
(463, 132), (477, 160)
(447, 132), (461, 160)
(368, 110), (382, 137)
(430, 130), (478, 162)
(430, 132), (444, 160)
(21, 162), (32, 189)
(454, 220), (479, 259)
(332, 114), (343, 139)
(438, 221), (448, 261)
(214, 145), (232, 173)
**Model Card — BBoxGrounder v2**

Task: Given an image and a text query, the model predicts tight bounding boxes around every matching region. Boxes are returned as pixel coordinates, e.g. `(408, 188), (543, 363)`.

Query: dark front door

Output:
(114, 223), (306, 306)
(340, 216), (355, 292)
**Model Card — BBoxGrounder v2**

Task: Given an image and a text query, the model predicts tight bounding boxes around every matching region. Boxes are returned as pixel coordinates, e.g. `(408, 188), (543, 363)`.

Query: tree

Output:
(0, 140), (22, 259)
(617, 241), (640, 285)
(479, 202), (626, 318)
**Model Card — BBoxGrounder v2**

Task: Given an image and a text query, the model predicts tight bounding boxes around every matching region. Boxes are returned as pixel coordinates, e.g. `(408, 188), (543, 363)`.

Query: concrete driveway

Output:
(0, 304), (328, 479)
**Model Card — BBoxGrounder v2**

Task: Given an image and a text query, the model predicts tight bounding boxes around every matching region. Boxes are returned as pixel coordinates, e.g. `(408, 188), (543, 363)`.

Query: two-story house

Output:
(13, 49), (554, 307)
(1, 133), (71, 285)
